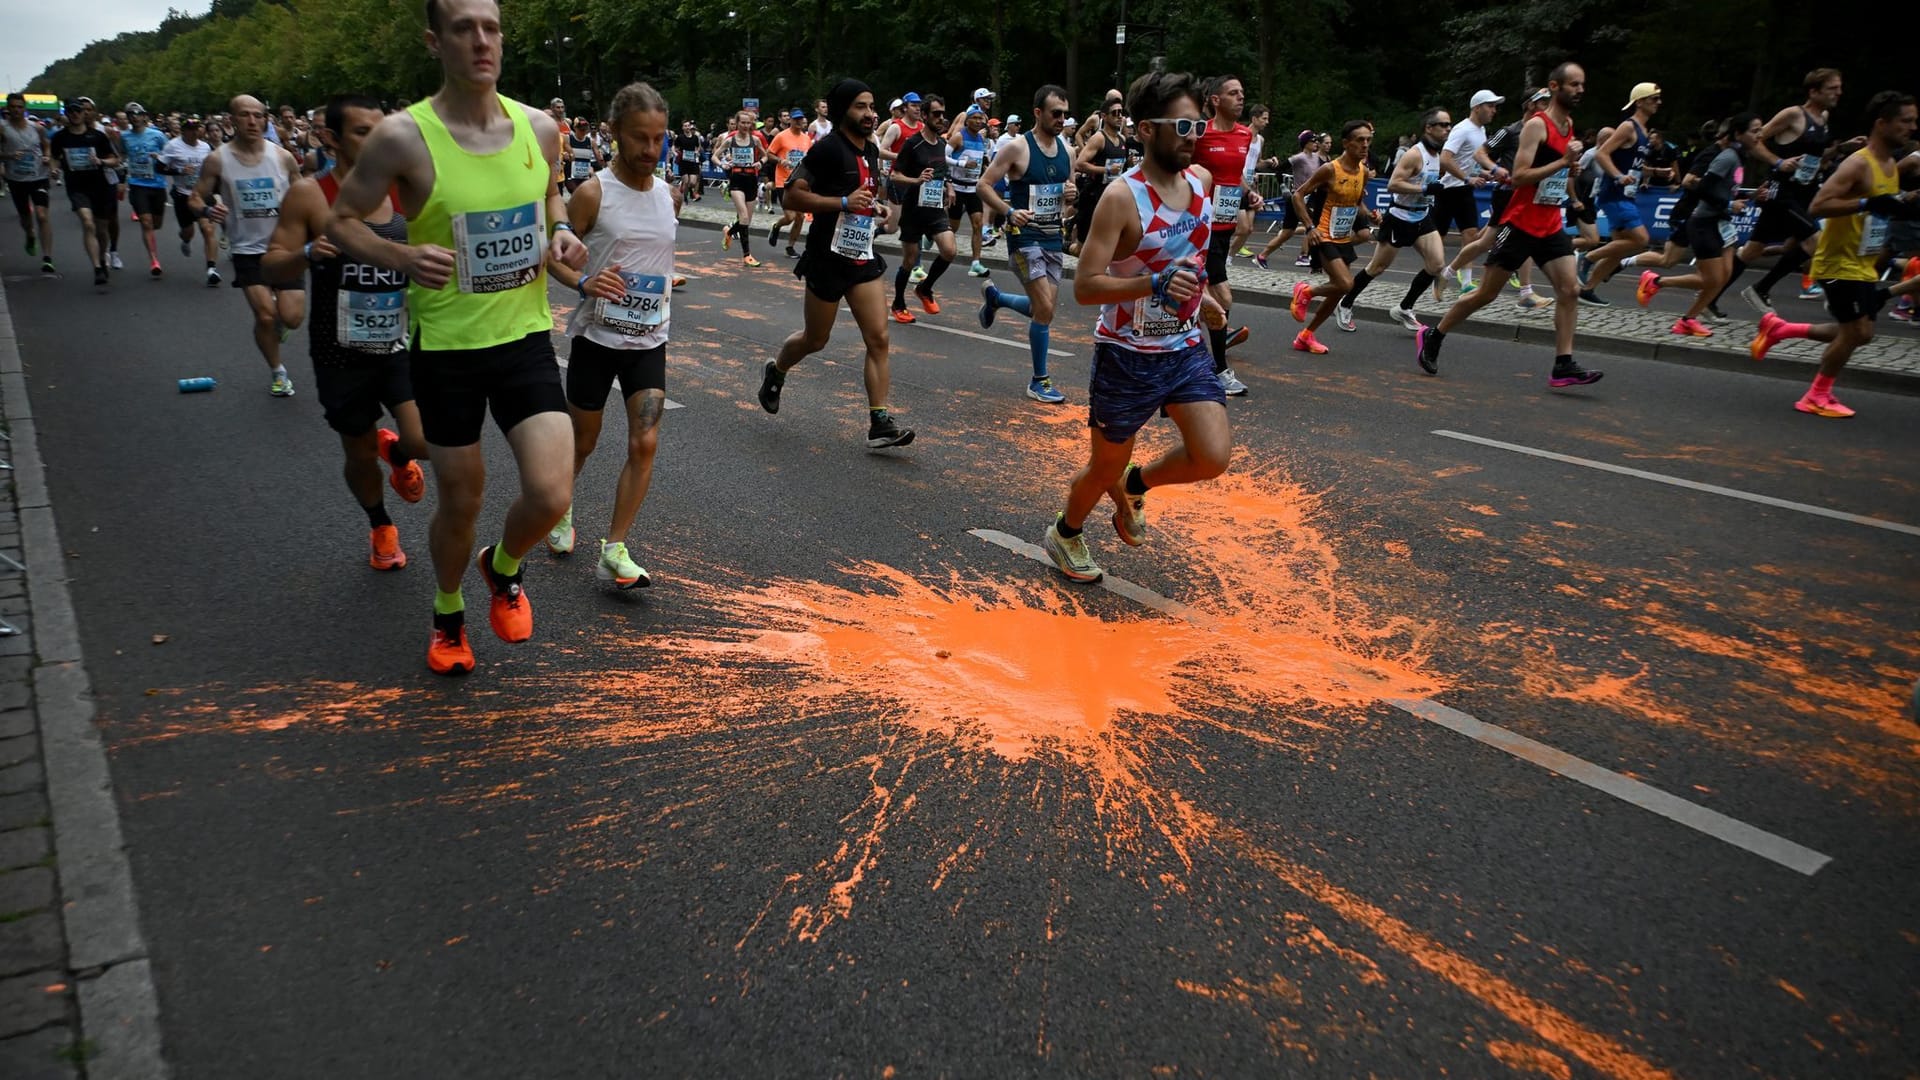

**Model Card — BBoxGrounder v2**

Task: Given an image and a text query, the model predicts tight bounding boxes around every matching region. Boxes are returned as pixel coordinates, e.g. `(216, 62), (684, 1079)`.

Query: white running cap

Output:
(1469, 90), (1505, 109)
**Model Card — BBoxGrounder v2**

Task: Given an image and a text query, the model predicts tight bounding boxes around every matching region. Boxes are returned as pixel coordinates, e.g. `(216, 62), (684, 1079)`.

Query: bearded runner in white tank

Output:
(567, 164), (676, 350)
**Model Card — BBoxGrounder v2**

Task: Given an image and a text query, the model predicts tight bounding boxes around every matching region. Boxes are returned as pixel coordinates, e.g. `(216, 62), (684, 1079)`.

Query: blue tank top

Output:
(1603, 119), (1648, 197)
(120, 128), (169, 188)
(1008, 131), (1072, 250)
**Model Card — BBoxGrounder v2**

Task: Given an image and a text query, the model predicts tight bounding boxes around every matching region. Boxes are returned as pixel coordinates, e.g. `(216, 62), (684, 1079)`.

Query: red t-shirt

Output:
(1502, 113), (1575, 238)
(1193, 120), (1252, 231)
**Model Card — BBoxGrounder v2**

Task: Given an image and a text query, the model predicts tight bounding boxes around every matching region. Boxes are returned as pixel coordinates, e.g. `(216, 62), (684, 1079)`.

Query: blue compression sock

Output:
(1000, 292), (1032, 317)
(1028, 322), (1050, 378)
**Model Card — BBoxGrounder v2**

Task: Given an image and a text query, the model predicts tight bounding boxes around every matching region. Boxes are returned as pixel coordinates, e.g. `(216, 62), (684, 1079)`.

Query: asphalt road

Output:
(5, 204), (1919, 1078)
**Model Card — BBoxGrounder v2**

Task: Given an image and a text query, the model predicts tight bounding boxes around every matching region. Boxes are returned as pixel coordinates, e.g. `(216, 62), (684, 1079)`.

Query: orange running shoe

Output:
(915, 288), (941, 315)
(743, 254), (761, 267)
(1903, 256), (1919, 282)
(1289, 280), (1312, 322)
(368, 525), (407, 570)
(892, 307), (917, 324)
(476, 545), (533, 642)
(427, 617), (475, 676)
(377, 428), (425, 503)
(1291, 329), (1329, 354)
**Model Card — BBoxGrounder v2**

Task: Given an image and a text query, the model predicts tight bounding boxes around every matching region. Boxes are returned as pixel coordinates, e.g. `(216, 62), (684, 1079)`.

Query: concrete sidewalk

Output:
(672, 200), (1920, 393)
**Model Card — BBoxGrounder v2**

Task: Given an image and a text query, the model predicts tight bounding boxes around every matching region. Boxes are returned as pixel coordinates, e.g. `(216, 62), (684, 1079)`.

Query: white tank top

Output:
(1390, 143), (1441, 222)
(567, 167), (678, 350)
(218, 142), (294, 255)
(2, 121), (48, 183)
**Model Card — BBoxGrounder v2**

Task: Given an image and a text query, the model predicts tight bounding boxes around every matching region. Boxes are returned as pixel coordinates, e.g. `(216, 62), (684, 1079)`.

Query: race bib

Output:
(918, 178), (946, 208)
(452, 202), (544, 294)
(831, 211), (875, 260)
(5, 151), (35, 180)
(785, 149), (804, 168)
(64, 146), (94, 171)
(336, 289), (406, 348)
(1717, 219), (1738, 246)
(596, 271), (669, 335)
(1213, 184), (1244, 219)
(1105, 158), (1124, 179)
(570, 158), (592, 180)
(1859, 213), (1889, 257)
(954, 153), (982, 184)
(731, 144), (754, 168)
(1792, 154), (1820, 184)
(1030, 182), (1063, 223)
(128, 156), (155, 181)
(681, 150), (699, 164)
(234, 176), (280, 219)
(1329, 204), (1358, 240)
(1132, 294), (1192, 338)
(1534, 169), (1569, 205)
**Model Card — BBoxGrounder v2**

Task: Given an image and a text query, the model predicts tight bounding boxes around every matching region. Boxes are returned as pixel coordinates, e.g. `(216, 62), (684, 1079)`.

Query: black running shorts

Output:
(565, 338), (667, 410)
(409, 329), (568, 447)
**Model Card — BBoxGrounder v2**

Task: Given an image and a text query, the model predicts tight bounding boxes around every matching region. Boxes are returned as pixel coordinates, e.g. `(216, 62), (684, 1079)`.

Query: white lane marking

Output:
(906, 321), (1074, 358)
(1433, 429), (1920, 538)
(552, 351), (683, 408)
(968, 527), (1833, 876)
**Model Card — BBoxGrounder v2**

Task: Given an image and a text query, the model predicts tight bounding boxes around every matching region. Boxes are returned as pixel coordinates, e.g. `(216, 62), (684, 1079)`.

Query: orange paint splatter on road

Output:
(1486, 1040), (1574, 1079)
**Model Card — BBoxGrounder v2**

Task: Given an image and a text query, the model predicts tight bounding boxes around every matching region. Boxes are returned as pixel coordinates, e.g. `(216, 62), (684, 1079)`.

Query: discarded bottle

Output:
(177, 377), (218, 393)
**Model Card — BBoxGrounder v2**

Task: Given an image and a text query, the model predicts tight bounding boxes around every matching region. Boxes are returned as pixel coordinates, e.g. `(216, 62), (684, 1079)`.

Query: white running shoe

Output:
(546, 506), (575, 555)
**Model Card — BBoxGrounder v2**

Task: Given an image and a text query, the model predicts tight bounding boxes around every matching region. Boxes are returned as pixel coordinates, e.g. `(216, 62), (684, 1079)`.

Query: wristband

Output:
(577, 279), (590, 300)
(841, 196), (849, 211)
(552, 221), (574, 235)
(302, 242), (313, 262)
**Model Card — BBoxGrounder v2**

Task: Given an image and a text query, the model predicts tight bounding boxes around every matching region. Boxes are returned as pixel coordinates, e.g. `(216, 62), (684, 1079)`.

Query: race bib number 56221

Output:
(452, 203), (544, 294)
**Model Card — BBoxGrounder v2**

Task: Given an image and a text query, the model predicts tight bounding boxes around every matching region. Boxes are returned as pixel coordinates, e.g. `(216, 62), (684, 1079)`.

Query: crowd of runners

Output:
(5, 0), (1918, 675)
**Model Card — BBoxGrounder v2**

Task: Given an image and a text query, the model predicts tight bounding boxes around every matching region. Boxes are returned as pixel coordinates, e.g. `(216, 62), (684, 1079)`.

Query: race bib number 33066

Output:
(452, 203), (545, 294)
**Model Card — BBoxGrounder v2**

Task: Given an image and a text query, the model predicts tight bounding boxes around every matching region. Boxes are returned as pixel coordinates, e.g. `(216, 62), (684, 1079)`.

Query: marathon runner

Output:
(1633, 113), (1762, 338)
(1192, 76), (1261, 395)
(191, 94), (306, 396)
(1040, 70), (1229, 584)
(766, 108), (812, 259)
(809, 98), (833, 141)
(673, 120), (704, 203)
(158, 116), (219, 284)
(1073, 96), (1130, 255)
(1724, 68), (1853, 312)
(1619, 120), (1724, 277)
(1229, 102), (1272, 259)
(1288, 120), (1374, 354)
(946, 104), (992, 277)
(887, 94), (957, 324)
(1254, 129), (1323, 269)
(1442, 89), (1549, 303)
(1335, 108), (1455, 335)
(328, 0), (588, 675)
(262, 92), (428, 572)
(1749, 91), (1918, 418)
(543, 82), (675, 589)
(712, 110), (765, 266)
(117, 103), (170, 277)
(563, 115), (601, 193)
(1434, 91), (1506, 276)
(1415, 63), (1603, 388)
(1576, 81), (1661, 305)
(755, 78), (915, 451)
(48, 98), (119, 287)
(3, 93), (55, 275)
(977, 85), (1077, 404)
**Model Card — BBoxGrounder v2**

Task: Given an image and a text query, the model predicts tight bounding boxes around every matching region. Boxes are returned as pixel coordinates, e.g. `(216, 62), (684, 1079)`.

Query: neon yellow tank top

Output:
(406, 95), (553, 351)
(1811, 148), (1897, 284)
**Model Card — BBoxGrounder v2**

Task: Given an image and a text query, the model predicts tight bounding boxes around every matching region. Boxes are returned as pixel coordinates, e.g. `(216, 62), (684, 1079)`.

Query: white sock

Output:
(273, 364), (288, 377)
(1620, 254), (1637, 268)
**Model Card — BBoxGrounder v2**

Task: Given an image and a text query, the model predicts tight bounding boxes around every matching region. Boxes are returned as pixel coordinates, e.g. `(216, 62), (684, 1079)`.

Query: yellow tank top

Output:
(1317, 158), (1368, 242)
(1811, 148), (1897, 283)
(406, 95), (554, 351)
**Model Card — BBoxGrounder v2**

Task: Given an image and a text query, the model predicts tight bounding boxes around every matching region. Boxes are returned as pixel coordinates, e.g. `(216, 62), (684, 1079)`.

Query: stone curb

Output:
(0, 275), (170, 1078)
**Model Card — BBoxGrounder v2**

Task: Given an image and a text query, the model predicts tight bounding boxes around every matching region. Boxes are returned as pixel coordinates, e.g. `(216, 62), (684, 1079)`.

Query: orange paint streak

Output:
(1775, 978), (1807, 1003)
(1486, 1040), (1574, 1079)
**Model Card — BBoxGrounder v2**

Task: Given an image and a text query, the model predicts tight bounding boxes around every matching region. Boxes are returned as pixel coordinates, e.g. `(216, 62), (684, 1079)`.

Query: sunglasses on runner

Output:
(1147, 117), (1205, 138)
(1046, 108), (1068, 118)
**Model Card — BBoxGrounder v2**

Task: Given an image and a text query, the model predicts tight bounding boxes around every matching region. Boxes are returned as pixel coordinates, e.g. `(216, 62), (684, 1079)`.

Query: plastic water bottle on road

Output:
(176, 377), (217, 393)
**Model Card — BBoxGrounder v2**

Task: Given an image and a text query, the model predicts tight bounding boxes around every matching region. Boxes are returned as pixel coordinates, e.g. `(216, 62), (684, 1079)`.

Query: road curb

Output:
(673, 212), (1920, 397)
(0, 276), (171, 1078)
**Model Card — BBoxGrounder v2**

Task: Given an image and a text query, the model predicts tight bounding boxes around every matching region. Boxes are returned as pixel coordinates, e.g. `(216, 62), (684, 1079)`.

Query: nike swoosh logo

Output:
(525, 145), (534, 170)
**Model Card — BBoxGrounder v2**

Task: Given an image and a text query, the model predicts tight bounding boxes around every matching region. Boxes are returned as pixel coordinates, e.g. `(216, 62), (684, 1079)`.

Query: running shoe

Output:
(1027, 377), (1066, 404)
(1890, 299), (1914, 323)
(1798, 282), (1824, 300)
(1548, 359), (1604, 387)
(427, 617), (475, 676)
(377, 428), (425, 503)
(743, 254), (761, 268)
(672, 274), (688, 288)
(546, 506), (575, 555)
(909, 265), (929, 284)
(982, 229), (998, 248)
(1793, 390), (1855, 418)
(1333, 303), (1356, 332)
(1292, 329), (1329, 354)
(1289, 280), (1312, 322)
(786, 247), (801, 259)
(369, 525), (407, 571)
(476, 545), (533, 642)
(1635, 270), (1662, 307)
(149, 261), (162, 279)
(968, 260), (988, 277)
(722, 224), (733, 250)
(1390, 306), (1423, 332)
(1749, 312), (1786, 361)
(1253, 255), (1269, 270)
(865, 409), (916, 449)
(892, 307), (917, 324)
(269, 372), (295, 397)
(596, 540), (651, 589)
(1516, 291), (1553, 311)
(1218, 368), (1249, 396)
(768, 224), (781, 246)
(1042, 515), (1103, 583)
(24, 234), (35, 257)
(1509, 274), (1524, 290)
(180, 234), (191, 257)
(978, 280), (999, 329)
(1455, 269), (1475, 293)
(1670, 316), (1712, 337)
(1112, 465), (1147, 547)
(206, 266), (221, 287)
(1575, 252), (1592, 285)
(1415, 326), (1438, 376)
(1577, 288), (1610, 307)
(109, 252), (124, 270)
(41, 259), (55, 276)
(1706, 304), (1731, 323)
(915, 288), (941, 315)
(1739, 285), (1772, 314)
(757, 361), (784, 414)
(1235, 245), (1254, 259)
(92, 266), (108, 287)
(1225, 326), (1250, 349)
(1294, 253), (1312, 268)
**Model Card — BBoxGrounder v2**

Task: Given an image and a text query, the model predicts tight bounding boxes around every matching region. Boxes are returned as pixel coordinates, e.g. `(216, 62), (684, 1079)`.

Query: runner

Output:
(1288, 120), (1374, 353)
(766, 108), (812, 259)
(754, 78), (915, 451)
(1435, 91), (1505, 270)
(1633, 113), (1762, 337)
(1335, 108), (1455, 336)
(886, 94), (957, 324)
(262, 92), (428, 572)
(76, 99), (124, 270)
(1441, 89), (1550, 306)
(878, 92), (924, 236)
(328, 0), (587, 674)
(117, 103), (171, 277)
(190, 94), (306, 395)
(563, 115), (601, 192)
(946, 104), (992, 277)
(1040, 70), (1229, 584)
(1415, 63), (1603, 387)
(1192, 75), (1262, 395)
(1073, 96), (1130, 255)
(47, 98), (119, 287)
(673, 120), (704, 203)
(3, 93), (55, 275)
(977, 84), (1077, 404)
(809, 98), (833, 141)
(1725, 69), (1848, 313)
(1575, 81), (1661, 305)
(1229, 103), (1271, 259)
(1748, 91), (1918, 418)
(1255, 129), (1322, 268)
(712, 110), (764, 266)
(541, 83), (674, 588)
(1619, 120), (1724, 275)
(158, 116), (219, 284)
